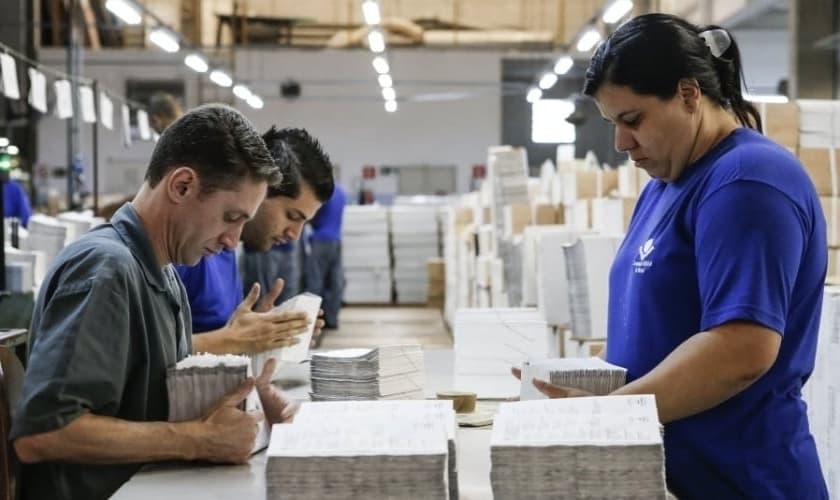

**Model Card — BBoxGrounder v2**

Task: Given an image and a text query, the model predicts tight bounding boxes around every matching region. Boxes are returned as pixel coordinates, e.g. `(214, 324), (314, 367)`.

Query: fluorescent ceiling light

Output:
(184, 54), (208, 73)
(745, 93), (789, 103)
(247, 95), (264, 109)
(382, 87), (396, 101)
(209, 70), (233, 87)
(362, 1), (381, 25)
(233, 85), (252, 100)
(6, 145), (19, 155)
(378, 74), (393, 88)
(385, 100), (397, 112)
(539, 72), (558, 90)
(105, 0), (141, 25)
(526, 87), (542, 103)
(554, 56), (574, 75)
(149, 28), (179, 53)
(602, 0), (634, 24)
(372, 56), (390, 74)
(576, 28), (602, 52)
(368, 30), (386, 53)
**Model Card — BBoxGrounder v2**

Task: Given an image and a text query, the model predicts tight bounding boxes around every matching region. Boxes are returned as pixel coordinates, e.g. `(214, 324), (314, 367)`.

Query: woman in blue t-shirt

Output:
(516, 13), (829, 499)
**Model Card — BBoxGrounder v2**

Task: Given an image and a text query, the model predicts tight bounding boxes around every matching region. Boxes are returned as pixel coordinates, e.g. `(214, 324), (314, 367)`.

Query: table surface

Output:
(113, 349), (498, 500)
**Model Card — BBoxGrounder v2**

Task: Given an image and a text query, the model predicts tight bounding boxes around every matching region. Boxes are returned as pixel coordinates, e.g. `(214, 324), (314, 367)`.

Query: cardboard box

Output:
(799, 148), (839, 196)
(762, 102), (799, 150)
(503, 203), (531, 237)
(532, 204), (557, 225)
(427, 258), (445, 281)
(820, 196), (840, 246)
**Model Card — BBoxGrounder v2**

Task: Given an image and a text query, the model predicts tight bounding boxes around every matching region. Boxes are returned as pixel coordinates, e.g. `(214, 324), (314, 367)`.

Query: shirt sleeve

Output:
(695, 180), (808, 334)
(11, 275), (132, 438)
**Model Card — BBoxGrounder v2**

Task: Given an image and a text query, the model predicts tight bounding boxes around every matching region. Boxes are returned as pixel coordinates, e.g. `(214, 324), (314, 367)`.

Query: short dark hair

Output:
(583, 13), (761, 131)
(145, 104), (281, 193)
(261, 127), (335, 202)
(148, 92), (182, 121)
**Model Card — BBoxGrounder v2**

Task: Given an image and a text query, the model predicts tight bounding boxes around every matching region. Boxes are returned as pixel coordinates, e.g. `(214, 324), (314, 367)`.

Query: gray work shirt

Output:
(10, 203), (193, 500)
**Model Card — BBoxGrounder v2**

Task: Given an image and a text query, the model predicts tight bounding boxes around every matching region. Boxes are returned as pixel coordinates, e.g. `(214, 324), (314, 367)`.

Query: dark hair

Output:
(261, 127), (335, 202)
(148, 92), (182, 121)
(145, 104), (281, 193)
(583, 13), (761, 131)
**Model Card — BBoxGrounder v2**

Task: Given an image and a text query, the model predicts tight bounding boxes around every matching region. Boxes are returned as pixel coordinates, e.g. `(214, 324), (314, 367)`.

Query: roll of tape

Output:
(436, 390), (478, 413)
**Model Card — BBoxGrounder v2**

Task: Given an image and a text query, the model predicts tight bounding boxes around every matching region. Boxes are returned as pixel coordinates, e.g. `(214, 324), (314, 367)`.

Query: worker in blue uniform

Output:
(177, 127), (335, 355)
(304, 185), (346, 330)
(514, 13), (828, 499)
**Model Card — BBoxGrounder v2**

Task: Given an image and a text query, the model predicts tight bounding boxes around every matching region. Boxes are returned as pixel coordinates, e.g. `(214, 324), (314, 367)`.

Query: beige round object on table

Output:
(436, 390), (478, 413)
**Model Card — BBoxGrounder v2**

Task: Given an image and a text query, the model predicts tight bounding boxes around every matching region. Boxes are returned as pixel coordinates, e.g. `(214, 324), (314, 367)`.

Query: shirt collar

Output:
(111, 203), (168, 292)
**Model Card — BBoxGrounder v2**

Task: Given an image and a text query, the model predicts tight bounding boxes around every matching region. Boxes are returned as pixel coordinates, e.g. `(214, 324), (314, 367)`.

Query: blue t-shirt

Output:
(607, 128), (828, 499)
(5, 180), (31, 227)
(310, 185), (346, 242)
(175, 249), (243, 333)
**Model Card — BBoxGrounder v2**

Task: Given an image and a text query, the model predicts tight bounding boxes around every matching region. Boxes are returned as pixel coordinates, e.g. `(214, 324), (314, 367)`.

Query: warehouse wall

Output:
(732, 29), (789, 94)
(36, 48), (502, 198)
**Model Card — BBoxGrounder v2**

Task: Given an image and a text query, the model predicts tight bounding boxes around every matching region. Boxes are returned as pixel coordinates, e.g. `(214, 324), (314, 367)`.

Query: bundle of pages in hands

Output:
(166, 353), (269, 453)
(250, 292), (322, 380)
(490, 395), (667, 500)
(309, 345), (425, 401)
(266, 400), (453, 499)
(519, 357), (627, 400)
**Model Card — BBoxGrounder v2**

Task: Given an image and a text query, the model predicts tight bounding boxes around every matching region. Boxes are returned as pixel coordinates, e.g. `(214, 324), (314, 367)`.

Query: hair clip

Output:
(699, 28), (731, 58)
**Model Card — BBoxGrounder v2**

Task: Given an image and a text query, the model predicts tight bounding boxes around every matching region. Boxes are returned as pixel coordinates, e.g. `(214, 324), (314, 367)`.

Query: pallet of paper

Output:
(166, 353), (269, 453)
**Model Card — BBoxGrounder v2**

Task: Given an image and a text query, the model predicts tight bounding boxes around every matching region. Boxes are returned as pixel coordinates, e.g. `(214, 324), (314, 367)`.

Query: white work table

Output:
(113, 349), (498, 500)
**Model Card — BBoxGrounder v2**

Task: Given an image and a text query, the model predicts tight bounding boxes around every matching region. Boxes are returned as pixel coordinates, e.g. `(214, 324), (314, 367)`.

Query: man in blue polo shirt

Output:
(177, 127), (335, 355)
(304, 185), (346, 330)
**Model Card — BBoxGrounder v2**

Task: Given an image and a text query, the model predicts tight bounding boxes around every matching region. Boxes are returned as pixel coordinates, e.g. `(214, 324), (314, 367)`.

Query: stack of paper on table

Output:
(309, 345), (425, 400)
(342, 206), (392, 303)
(390, 206), (440, 304)
(250, 292), (321, 379)
(519, 357), (627, 400)
(166, 353), (268, 453)
(5, 261), (32, 292)
(490, 395), (666, 499)
(57, 210), (105, 240)
(296, 400), (459, 500)
(265, 416), (449, 500)
(453, 308), (550, 399)
(563, 234), (623, 339)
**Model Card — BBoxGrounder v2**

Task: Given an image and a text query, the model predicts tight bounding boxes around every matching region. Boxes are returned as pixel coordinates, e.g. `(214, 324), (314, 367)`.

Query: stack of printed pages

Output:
(490, 395), (667, 499)
(309, 345), (425, 400)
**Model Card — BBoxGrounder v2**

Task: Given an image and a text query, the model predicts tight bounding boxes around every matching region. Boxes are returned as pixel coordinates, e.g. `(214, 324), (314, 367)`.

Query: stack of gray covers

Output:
(310, 345), (425, 400)
(166, 353), (269, 453)
(519, 357), (627, 400)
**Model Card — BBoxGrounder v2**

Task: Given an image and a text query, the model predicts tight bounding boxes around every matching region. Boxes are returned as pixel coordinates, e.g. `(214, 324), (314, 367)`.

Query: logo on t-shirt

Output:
(633, 238), (655, 274)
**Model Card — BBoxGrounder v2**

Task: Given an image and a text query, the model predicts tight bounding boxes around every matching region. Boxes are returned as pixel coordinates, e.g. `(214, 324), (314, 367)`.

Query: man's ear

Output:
(166, 166), (199, 203)
(678, 78), (701, 112)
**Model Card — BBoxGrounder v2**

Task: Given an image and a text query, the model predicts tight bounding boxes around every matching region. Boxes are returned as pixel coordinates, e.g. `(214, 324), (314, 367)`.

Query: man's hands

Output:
(255, 358), (298, 424)
(510, 367), (594, 399)
(196, 379), (261, 464)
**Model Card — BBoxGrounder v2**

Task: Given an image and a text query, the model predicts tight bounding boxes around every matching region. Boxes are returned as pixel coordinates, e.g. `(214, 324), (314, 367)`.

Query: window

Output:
(531, 99), (576, 144)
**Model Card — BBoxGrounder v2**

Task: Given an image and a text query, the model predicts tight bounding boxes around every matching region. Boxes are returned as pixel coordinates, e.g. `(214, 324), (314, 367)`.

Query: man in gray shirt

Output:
(9, 104), (296, 500)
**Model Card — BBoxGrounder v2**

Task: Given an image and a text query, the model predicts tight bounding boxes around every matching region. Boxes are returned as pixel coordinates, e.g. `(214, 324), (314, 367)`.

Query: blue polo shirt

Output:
(175, 250), (242, 333)
(310, 185), (346, 242)
(607, 128), (827, 499)
(5, 179), (31, 227)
